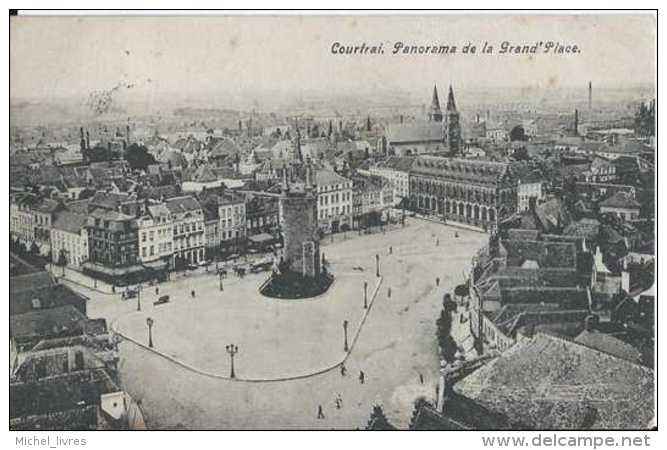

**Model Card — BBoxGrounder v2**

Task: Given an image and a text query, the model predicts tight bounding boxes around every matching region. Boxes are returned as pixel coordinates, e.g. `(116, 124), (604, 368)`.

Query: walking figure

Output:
(389, 246), (392, 255)
(317, 404), (325, 419)
(436, 238), (439, 247)
(436, 277), (440, 287)
(419, 373), (424, 384)
(335, 395), (342, 409)
(340, 364), (347, 376)
(155, 286), (159, 295)
(359, 370), (365, 384)
(191, 289), (196, 298)
(455, 232), (459, 238)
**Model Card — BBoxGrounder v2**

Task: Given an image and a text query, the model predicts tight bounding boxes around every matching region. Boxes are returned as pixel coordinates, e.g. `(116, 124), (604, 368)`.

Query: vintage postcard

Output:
(8, 11), (656, 432)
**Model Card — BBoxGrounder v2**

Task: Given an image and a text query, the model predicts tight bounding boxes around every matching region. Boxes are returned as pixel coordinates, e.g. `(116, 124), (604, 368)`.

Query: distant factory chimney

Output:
(574, 109), (579, 136)
(588, 81), (592, 111)
(85, 131), (90, 150)
(80, 127), (86, 152)
(126, 124), (131, 145)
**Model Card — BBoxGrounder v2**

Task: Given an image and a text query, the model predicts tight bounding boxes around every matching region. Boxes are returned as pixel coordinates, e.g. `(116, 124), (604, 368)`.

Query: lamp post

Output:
(146, 317), (154, 348)
(226, 344), (238, 379)
(343, 320), (349, 352)
(136, 285), (142, 312)
(375, 253), (380, 277)
(363, 281), (368, 309)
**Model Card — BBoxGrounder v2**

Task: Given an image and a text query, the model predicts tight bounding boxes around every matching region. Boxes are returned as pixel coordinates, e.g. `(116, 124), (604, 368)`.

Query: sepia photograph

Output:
(7, 10), (657, 434)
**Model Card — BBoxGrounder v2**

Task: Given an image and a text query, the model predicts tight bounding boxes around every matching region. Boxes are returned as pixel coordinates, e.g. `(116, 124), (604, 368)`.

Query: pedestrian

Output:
(317, 404), (325, 419)
(389, 246), (392, 255)
(436, 238), (439, 247)
(155, 286), (159, 295)
(191, 289), (196, 298)
(359, 370), (365, 384)
(340, 363), (347, 376)
(419, 373), (424, 384)
(436, 277), (440, 287)
(455, 231), (459, 238)
(335, 396), (342, 409)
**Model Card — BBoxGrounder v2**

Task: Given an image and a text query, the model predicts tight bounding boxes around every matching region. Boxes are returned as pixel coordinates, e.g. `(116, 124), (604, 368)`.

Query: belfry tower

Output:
(428, 85), (443, 122)
(445, 84), (461, 155)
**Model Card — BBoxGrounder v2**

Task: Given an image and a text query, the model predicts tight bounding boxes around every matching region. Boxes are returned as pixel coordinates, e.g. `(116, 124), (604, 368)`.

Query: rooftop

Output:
(454, 332), (654, 429)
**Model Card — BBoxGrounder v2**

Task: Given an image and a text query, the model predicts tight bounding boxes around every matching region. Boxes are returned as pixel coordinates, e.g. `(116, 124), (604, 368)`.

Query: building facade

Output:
(369, 156), (415, 206)
(165, 196), (205, 266)
(137, 204), (173, 267)
(409, 156), (518, 231)
(315, 170), (353, 232)
(85, 209), (139, 269)
(50, 212), (89, 268)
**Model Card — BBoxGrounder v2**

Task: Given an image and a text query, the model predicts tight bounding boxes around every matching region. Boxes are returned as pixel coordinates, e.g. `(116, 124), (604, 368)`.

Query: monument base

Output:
(260, 270), (334, 299)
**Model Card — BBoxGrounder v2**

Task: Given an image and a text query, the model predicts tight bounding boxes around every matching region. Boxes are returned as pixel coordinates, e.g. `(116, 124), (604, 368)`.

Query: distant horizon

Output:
(11, 15), (656, 105)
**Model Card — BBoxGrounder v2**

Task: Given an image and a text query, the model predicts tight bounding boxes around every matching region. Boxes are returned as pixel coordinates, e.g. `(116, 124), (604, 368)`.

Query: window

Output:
(142, 232), (146, 242)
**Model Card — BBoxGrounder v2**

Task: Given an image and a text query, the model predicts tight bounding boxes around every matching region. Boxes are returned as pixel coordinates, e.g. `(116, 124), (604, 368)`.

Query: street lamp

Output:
(343, 320), (349, 352)
(136, 285), (142, 312)
(146, 317), (154, 348)
(375, 254), (380, 277)
(363, 281), (368, 309)
(226, 344), (238, 379)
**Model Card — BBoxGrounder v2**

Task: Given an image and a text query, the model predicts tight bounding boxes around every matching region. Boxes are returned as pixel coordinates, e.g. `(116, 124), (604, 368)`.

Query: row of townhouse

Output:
(11, 189), (248, 285)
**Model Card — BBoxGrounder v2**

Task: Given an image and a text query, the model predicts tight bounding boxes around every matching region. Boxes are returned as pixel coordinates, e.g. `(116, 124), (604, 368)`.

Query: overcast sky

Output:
(10, 13), (656, 103)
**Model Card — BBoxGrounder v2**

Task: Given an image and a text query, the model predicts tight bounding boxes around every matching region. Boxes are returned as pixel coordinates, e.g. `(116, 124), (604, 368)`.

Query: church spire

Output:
(428, 84), (443, 122)
(446, 84), (457, 112)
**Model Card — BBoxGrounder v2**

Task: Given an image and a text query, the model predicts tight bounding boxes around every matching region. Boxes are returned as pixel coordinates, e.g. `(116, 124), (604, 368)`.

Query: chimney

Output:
(126, 124), (131, 144)
(85, 131), (90, 150)
(574, 109), (579, 136)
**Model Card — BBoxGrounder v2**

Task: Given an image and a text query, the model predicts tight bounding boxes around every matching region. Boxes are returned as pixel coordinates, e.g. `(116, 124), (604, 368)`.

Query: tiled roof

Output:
(10, 272), (56, 294)
(599, 191), (641, 210)
(454, 332), (654, 429)
(386, 122), (444, 143)
(574, 330), (642, 364)
(164, 195), (202, 214)
(411, 156), (510, 184)
(315, 169), (350, 187)
(10, 304), (88, 342)
(52, 211), (87, 234)
(501, 239), (577, 269)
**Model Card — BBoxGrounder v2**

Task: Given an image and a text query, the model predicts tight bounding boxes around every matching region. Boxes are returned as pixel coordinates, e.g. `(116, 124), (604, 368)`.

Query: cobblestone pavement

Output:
(81, 218), (487, 429)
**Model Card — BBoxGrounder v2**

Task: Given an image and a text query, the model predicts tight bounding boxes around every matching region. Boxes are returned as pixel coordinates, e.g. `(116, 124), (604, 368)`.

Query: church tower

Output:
(428, 85), (443, 122)
(445, 84), (461, 155)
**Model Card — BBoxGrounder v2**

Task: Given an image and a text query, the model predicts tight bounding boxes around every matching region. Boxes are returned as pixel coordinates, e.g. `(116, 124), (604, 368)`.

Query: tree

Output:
(634, 100), (655, 138)
(124, 143), (157, 171)
(509, 125), (527, 142)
